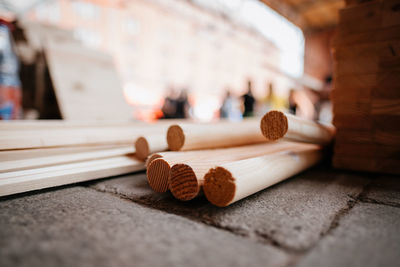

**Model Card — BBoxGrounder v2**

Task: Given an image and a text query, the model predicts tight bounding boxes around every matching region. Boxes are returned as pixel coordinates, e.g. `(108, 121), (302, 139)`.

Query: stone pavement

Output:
(0, 166), (399, 267)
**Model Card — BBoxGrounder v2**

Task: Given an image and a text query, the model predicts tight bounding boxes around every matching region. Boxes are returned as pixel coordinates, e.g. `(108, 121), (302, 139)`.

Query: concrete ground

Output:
(0, 165), (399, 267)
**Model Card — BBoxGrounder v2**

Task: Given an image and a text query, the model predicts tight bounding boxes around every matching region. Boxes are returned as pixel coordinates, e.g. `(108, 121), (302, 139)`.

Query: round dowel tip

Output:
(146, 158), (170, 193)
(203, 167), (235, 207)
(145, 153), (163, 168)
(169, 164), (201, 201)
(135, 137), (149, 161)
(260, 110), (288, 141)
(167, 125), (185, 151)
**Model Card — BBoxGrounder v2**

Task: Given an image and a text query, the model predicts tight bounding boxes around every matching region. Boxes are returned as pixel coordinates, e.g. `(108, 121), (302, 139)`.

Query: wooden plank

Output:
(332, 98), (400, 116)
(333, 40), (400, 60)
(333, 114), (400, 130)
(335, 129), (400, 145)
(338, 0), (383, 34)
(0, 145), (135, 173)
(44, 40), (132, 120)
(334, 142), (400, 158)
(334, 56), (400, 76)
(337, 0), (400, 34)
(0, 155), (145, 197)
(333, 155), (400, 175)
(333, 71), (400, 90)
(333, 25), (400, 46)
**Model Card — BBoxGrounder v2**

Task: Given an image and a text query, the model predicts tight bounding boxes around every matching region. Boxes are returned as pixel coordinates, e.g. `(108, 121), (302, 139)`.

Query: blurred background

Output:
(0, 0), (338, 122)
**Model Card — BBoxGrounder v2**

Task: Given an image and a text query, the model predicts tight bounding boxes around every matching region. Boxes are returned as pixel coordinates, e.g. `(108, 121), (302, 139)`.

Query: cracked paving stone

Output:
(361, 175), (400, 206)
(90, 168), (371, 251)
(0, 186), (290, 267)
(296, 202), (400, 267)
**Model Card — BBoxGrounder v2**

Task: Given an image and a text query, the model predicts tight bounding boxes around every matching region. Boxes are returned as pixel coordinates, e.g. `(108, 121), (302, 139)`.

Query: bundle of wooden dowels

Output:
(0, 120), (177, 197)
(331, 0), (400, 175)
(142, 111), (335, 207)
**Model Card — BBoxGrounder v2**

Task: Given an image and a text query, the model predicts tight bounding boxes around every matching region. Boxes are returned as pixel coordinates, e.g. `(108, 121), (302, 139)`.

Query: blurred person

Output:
(0, 18), (22, 120)
(175, 89), (190, 119)
(160, 87), (177, 119)
(241, 80), (255, 117)
(257, 82), (289, 116)
(220, 89), (242, 121)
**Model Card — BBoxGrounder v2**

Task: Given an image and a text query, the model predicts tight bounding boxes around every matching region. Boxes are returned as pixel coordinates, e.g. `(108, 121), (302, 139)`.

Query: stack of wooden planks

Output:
(331, 0), (400, 174)
(143, 111), (335, 207)
(0, 120), (176, 197)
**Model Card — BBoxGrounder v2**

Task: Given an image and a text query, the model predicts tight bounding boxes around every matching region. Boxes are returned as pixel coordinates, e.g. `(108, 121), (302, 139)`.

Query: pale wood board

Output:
(0, 155), (145, 197)
(44, 40), (132, 120)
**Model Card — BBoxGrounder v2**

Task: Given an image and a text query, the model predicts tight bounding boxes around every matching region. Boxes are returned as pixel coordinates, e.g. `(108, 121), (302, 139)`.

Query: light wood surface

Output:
(146, 142), (307, 194)
(260, 110), (335, 144)
(169, 141), (315, 201)
(0, 123), (173, 150)
(135, 134), (168, 161)
(0, 145), (135, 173)
(45, 41), (132, 120)
(203, 145), (322, 207)
(167, 118), (266, 151)
(0, 155), (145, 197)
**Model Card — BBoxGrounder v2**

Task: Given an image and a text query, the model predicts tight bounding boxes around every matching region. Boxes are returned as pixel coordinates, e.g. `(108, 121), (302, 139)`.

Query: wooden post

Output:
(260, 110), (335, 144)
(203, 146), (322, 207)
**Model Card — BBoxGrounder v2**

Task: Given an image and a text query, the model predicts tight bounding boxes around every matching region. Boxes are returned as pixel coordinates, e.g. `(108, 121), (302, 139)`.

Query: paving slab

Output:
(91, 168), (371, 251)
(0, 186), (290, 267)
(296, 202), (400, 267)
(361, 175), (400, 206)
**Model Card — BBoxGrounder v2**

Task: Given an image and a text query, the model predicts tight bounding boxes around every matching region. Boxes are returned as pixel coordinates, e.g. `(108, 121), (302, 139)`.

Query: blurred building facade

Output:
(27, 0), (299, 120)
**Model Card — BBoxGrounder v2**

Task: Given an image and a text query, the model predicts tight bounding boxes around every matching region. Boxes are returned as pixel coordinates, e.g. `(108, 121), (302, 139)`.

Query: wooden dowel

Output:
(0, 122), (180, 150)
(0, 144), (123, 162)
(260, 110), (335, 144)
(0, 145), (135, 173)
(146, 142), (307, 194)
(203, 146), (322, 207)
(146, 151), (195, 192)
(169, 141), (315, 201)
(0, 155), (145, 197)
(167, 118), (266, 151)
(135, 134), (168, 161)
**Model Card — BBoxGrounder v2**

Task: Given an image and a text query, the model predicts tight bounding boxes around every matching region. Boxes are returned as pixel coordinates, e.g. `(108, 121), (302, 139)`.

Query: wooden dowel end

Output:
(203, 167), (236, 207)
(146, 158), (170, 192)
(167, 125), (185, 151)
(145, 153), (163, 168)
(169, 164), (201, 201)
(260, 110), (288, 141)
(135, 137), (150, 161)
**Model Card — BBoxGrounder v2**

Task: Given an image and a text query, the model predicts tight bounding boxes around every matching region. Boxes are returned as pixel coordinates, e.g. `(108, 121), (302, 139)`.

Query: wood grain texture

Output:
(147, 142), (298, 194)
(0, 155), (145, 197)
(0, 145), (135, 173)
(166, 118), (266, 151)
(260, 110), (335, 144)
(168, 141), (312, 201)
(203, 146), (322, 207)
